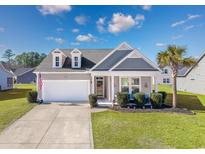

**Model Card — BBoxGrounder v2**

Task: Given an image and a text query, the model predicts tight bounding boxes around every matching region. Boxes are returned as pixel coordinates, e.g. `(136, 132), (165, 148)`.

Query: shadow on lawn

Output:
(166, 94), (205, 110)
(0, 88), (32, 101)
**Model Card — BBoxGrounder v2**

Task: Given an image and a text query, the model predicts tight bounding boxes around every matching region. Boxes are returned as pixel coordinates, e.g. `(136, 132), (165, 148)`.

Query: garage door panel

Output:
(42, 80), (90, 102)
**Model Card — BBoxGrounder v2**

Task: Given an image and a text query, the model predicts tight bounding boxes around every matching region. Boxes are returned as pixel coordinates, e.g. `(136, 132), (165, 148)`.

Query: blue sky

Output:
(0, 5), (205, 62)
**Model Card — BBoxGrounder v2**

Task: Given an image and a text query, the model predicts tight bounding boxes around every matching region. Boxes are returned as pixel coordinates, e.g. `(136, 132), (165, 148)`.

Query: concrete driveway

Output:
(0, 103), (93, 149)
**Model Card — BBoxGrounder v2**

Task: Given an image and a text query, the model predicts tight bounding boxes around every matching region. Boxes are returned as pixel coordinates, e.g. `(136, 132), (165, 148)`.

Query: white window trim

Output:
(95, 76), (105, 98)
(119, 76), (141, 94)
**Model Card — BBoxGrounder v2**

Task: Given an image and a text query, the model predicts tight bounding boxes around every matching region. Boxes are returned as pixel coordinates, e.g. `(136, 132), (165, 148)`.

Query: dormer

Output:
(71, 49), (82, 68)
(52, 49), (65, 68)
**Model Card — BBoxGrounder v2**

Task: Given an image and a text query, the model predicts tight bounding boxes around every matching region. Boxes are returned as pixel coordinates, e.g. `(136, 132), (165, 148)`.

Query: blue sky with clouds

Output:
(0, 5), (205, 62)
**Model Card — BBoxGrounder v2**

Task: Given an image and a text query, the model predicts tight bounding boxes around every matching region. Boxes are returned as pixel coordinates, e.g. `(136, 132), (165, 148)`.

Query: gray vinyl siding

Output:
(41, 73), (91, 80)
(114, 76), (119, 94)
(93, 50), (133, 71)
(16, 70), (36, 84)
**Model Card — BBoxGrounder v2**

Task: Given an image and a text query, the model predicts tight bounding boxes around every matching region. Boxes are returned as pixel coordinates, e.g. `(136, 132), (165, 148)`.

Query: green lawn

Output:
(0, 84), (36, 132)
(92, 85), (205, 149)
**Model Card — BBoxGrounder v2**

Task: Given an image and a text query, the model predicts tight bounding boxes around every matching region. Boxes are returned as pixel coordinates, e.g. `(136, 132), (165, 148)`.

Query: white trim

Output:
(70, 48), (82, 54)
(119, 76), (141, 94)
(90, 42), (133, 71)
(52, 48), (66, 57)
(95, 76), (105, 98)
(111, 76), (114, 101)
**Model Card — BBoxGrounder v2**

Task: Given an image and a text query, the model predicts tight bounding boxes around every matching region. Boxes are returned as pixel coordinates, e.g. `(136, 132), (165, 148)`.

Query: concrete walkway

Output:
(0, 103), (93, 149)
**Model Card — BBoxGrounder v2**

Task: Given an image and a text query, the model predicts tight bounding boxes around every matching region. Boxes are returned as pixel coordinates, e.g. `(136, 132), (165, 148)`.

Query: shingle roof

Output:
(13, 68), (35, 76)
(35, 49), (112, 72)
(113, 58), (159, 71)
(93, 49), (133, 71)
(0, 62), (14, 76)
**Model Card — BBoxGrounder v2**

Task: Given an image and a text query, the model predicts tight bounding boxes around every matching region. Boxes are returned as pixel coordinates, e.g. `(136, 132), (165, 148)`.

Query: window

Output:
(55, 56), (60, 67)
(74, 56), (78, 67)
(7, 77), (13, 87)
(163, 78), (170, 84)
(131, 78), (140, 94)
(164, 69), (168, 74)
(163, 78), (166, 83)
(121, 77), (140, 94)
(121, 78), (129, 93)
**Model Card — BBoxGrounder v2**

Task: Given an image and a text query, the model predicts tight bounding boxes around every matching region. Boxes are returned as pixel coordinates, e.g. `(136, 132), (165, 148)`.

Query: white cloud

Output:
(76, 33), (96, 42)
(56, 28), (64, 32)
(171, 20), (186, 27)
(108, 13), (145, 34)
(0, 27), (5, 32)
(184, 25), (195, 31)
(72, 28), (80, 33)
(75, 15), (88, 25)
(70, 42), (80, 46)
(46, 36), (65, 44)
(171, 34), (183, 40)
(142, 5), (152, 11)
(187, 14), (201, 20)
(37, 5), (71, 15)
(156, 43), (166, 47)
(96, 17), (106, 33)
(171, 14), (202, 27)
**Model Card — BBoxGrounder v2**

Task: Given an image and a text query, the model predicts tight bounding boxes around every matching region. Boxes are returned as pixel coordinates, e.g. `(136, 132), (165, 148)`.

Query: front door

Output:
(96, 77), (104, 98)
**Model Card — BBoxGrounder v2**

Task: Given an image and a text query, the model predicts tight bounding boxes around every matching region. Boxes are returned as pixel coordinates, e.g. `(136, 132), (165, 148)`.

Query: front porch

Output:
(91, 72), (159, 105)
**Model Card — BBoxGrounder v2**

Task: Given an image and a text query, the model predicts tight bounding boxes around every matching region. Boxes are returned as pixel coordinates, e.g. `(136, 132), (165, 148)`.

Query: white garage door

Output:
(42, 80), (90, 102)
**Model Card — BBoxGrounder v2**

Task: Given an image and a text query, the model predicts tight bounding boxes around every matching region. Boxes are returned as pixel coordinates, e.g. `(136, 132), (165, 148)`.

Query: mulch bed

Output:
(111, 105), (195, 115)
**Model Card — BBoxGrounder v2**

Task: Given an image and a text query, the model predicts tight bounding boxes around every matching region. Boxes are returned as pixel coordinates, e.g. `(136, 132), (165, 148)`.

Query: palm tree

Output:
(157, 45), (196, 108)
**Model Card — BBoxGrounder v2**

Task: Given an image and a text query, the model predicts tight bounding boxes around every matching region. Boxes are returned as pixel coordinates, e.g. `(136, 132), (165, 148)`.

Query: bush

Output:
(150, 93), (163, 108)
(134, 92), (145, 107)
(89, 94), (98, 108)
(158, 91), (167, 104)
(27, 91), (38, 103)
(117, 92), (129, 107)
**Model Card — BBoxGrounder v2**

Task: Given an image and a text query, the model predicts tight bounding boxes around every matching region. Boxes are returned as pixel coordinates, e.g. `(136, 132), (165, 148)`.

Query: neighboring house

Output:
(34, 42), (161, 103)
(0, 62), (14, 90)
(177, 51), (205, 94)
(158, 66), (173, 85)
(13, 68), (36, 84)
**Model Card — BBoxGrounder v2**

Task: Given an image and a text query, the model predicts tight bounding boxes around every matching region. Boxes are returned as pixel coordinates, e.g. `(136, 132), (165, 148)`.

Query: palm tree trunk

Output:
(172, 75), (177, 108)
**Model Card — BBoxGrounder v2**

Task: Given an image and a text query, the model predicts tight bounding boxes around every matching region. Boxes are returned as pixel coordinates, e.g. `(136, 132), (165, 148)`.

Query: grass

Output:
(158, 84), (205, 110)
(0, 84), (36, 132)
(92, 84), (205, 149)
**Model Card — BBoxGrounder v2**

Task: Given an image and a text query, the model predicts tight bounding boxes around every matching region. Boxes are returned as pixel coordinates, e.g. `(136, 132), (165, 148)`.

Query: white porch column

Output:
(108, 76), (111, 101)
(91, 75), (95, 93)
(153, 76), (158, 92)
(111, 76), (114, 101)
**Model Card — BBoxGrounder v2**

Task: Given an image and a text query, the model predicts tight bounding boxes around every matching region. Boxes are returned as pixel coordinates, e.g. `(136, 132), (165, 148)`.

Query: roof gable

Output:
(178, 51), (205, 77)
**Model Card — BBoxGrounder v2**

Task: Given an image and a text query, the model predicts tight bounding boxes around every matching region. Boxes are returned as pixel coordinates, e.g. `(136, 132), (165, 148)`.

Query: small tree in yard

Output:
(157, 45), (196, 108)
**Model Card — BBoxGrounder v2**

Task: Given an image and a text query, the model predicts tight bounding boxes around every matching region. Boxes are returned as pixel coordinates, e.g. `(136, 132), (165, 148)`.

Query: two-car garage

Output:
(41, 80), (90, 102)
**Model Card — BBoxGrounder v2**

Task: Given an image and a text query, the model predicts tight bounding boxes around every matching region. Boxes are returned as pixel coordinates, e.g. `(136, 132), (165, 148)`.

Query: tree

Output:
(15, 52), (46, 67)
(157, 45), (196, 108)
(2, 49), (15, 64)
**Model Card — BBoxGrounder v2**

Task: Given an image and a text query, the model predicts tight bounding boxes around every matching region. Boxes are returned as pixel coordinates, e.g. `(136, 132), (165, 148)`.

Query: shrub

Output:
(150, 93), (163, 108)
(27, 91), (38, 103)
(117, 92), (129, 107)
(158, 91), (167, 104)
(134, 92), (145, 107)
(89, 94), (98, 108)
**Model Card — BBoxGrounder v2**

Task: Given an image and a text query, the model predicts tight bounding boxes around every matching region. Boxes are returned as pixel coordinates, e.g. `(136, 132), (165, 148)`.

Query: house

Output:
(177, 51), (205, 94)
(0, 62), (14, 90)
(158, 66), (173, 85)
(34, 42), (161, 103)
(13, 68), (36, 84)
